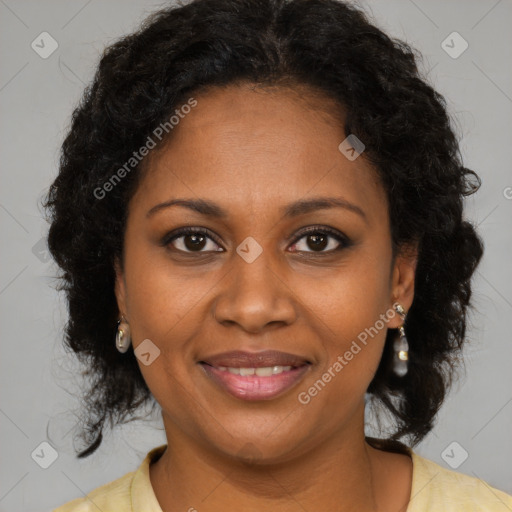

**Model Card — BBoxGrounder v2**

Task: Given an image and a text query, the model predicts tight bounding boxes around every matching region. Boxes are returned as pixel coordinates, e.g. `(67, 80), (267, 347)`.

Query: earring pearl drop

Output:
(116, 317), (131, 353)
(393, 304), (409, 377)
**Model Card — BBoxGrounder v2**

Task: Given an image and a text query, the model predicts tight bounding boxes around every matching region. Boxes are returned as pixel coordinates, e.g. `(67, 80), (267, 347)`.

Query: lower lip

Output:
(199, 364), (310, 401)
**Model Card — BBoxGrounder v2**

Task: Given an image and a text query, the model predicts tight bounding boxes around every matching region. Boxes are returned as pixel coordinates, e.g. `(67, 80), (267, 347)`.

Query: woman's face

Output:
(115, 83), (416, 463)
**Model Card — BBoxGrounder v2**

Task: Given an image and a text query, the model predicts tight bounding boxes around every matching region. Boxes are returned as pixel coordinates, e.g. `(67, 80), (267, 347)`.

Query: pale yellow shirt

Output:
(53, 442), (512, 511)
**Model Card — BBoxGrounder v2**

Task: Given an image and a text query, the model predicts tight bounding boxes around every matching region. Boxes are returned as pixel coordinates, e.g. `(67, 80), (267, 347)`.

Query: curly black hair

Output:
(43, 0), (484, 458)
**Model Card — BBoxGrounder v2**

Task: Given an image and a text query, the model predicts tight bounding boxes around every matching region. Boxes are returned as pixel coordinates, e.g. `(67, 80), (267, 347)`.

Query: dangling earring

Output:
(393, 303), (409, 377)
(116, 315), (131, 353)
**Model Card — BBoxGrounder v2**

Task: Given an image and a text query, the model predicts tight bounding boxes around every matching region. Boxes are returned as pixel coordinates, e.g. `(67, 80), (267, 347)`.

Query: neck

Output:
(149, 409), (395, 512)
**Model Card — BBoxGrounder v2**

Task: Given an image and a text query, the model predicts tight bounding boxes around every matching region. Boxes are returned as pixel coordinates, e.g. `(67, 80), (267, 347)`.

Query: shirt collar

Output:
(130, 444), (167, 512)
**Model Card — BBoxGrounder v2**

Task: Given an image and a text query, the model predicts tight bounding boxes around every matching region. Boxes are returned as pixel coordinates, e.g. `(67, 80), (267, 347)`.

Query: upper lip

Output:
(199, 350), (311, 368)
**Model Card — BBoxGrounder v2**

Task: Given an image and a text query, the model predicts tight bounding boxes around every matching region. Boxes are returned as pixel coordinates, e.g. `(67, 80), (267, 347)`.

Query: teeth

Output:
(217, 365), (293, 376)
(274, 365), (291, 374)
(256, 367), (273, 377)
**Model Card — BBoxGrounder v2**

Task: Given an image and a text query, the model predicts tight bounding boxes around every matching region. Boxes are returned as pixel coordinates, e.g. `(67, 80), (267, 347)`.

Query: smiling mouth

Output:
(198, 350), (311, 401)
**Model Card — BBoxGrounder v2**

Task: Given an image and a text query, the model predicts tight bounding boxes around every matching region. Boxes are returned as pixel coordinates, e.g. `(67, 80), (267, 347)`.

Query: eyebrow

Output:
(146, 196), (367, 222)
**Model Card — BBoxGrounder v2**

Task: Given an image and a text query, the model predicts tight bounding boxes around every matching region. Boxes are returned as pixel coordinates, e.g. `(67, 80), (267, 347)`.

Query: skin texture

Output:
(115, 83), (417, 511)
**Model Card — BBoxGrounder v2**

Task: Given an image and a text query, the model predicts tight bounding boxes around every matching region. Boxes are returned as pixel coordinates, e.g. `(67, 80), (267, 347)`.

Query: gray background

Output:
(0, 0), (511, 510)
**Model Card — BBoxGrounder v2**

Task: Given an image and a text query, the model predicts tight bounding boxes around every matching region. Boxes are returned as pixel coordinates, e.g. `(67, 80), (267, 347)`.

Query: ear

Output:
(387, 242), (418, 329)
(114, 257), (128, 318)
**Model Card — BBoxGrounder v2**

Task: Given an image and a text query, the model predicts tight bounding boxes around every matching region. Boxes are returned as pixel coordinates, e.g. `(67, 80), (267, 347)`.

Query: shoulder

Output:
(366, 437), (512, 512)
(52, 469), (135, 511)
(409, 451), (512, 511)
(52, 444), (167, 512)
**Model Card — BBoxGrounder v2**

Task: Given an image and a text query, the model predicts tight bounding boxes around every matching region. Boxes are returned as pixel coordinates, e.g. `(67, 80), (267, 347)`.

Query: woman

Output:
(46, 0), (512, 510)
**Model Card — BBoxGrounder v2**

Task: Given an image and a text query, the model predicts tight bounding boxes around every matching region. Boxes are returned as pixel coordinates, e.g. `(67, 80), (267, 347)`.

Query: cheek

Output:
(123, 244), (211, 343)
(305, 250), (392, 332)
(304, 251), (392, 386)
(135, 354), (209, 443)
(121, 249), (221, 401)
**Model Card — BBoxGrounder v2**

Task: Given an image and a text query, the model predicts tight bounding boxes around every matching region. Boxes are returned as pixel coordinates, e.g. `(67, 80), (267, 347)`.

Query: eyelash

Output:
(161, 225), (352, 256)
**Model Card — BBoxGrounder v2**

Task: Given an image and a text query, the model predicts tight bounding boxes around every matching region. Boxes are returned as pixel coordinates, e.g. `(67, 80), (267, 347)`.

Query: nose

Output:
(213, 251), (297, 334)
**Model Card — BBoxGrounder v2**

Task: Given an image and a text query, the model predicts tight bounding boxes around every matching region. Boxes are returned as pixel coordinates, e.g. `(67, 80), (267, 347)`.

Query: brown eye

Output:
(305, 233), (329, 251)
(289, 227), (351, 254)
(182, 233), (207, 251)
(163, 228), (223, 253)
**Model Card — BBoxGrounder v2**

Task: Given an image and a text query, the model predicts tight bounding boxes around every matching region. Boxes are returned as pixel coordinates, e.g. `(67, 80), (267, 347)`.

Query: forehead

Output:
(132, 83), (386, 220)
